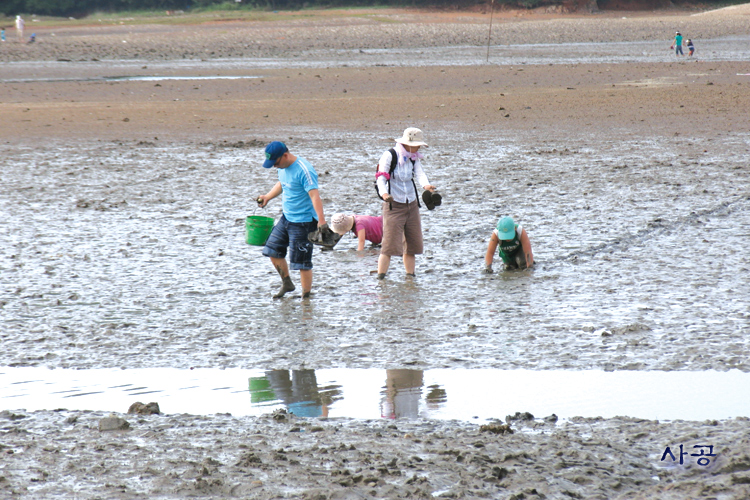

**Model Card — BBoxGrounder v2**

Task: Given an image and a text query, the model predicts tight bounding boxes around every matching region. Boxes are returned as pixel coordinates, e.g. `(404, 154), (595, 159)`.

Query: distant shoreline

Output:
(1, 5), (748, 64)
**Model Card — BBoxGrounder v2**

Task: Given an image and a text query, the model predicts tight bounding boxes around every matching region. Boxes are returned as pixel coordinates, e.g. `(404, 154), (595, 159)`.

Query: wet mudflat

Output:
(2, 111), (750, 500)
(2, 131), (748, 372)
(2, 7), (750, 499)
(2, 406), (748, 500)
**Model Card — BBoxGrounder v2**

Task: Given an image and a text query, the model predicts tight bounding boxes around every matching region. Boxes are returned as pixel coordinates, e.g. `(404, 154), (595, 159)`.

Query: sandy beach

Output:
(2, 5), (750, 499)
(2, 5), (750, 144)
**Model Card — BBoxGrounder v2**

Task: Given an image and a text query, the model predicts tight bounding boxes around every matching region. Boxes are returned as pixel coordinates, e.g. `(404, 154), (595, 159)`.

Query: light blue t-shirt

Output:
(278, 157), (318, 223)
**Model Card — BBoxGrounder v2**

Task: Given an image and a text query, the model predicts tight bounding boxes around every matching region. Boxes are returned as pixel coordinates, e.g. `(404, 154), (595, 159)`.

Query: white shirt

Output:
(376, 143), (429, 204)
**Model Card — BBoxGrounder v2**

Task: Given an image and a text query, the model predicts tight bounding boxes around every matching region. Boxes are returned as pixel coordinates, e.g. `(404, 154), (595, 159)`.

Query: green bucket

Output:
(245, 215), (275, 246)
(248, 376), (276, 404)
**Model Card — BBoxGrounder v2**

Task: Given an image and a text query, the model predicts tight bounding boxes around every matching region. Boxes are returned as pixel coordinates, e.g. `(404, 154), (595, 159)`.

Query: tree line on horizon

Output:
(1, 0), (734, 18)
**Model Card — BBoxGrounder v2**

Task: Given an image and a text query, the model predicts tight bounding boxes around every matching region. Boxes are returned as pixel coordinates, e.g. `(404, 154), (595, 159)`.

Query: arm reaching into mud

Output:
(484, 232), (499, 273)
(520, 228), (534, 268)
(356, 228), (367, 251)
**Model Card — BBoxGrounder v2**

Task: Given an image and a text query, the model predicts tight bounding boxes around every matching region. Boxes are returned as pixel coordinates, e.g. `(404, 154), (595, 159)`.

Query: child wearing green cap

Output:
(483, 216), (534, 272)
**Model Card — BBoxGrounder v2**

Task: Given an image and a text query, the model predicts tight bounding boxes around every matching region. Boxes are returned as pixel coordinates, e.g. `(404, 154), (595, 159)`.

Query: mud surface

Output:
(2, 130), (749, 372)
(3, 408), (750, 499)
(1, 6), (750, 499)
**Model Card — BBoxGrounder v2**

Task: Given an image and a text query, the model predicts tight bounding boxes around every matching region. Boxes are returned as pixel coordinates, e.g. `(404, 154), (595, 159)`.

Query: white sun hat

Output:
(331, 213), (355, 235)
(395, 127), (428, 147)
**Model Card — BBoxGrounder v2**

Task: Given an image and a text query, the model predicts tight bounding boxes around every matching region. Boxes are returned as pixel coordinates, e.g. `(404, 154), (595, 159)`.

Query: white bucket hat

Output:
(331, 213), (355, 235)
(395, 127), (428, 147)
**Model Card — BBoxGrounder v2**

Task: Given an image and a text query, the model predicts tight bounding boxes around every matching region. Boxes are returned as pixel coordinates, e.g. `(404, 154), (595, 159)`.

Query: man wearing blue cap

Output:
(483, 216), (534, 272)
(257, 141), (329, 298)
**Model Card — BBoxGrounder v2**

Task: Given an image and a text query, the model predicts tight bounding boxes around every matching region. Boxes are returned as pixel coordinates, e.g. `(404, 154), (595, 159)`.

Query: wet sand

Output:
(2, 6), (750, 499)
(2, 6), (750, 143)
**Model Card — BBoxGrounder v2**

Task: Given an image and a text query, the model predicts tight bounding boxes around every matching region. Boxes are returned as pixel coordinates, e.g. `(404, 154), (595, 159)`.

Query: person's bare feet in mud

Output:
(274, 276), (295, 299)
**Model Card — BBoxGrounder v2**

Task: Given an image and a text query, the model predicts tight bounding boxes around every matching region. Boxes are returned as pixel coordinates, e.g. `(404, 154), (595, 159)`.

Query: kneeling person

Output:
(330, 213), (383, 251)
(484, 216), (534, 272)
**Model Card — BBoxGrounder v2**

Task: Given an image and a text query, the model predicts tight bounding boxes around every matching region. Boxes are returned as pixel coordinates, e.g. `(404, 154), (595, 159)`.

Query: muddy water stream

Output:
(2, 131), (748, 378)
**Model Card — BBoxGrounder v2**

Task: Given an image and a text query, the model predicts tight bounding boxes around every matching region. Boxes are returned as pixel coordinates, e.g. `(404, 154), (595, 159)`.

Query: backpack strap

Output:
(388, 148), (397, 176)
(406, 157), (422, 208)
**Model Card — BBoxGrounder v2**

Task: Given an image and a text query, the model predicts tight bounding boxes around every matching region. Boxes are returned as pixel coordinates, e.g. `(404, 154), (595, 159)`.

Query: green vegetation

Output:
(2, 0), (744, 19)
(8, 0), (499, 19)
(0, 8), (360, 28)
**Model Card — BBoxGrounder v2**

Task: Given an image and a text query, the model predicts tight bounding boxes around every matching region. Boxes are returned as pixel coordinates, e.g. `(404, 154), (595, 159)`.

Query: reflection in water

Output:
(425, 384), (448, 408)
(381, 369), (426, 419)
(249, 369), (342, 417)
(4, 367), (750, 421)
(249, 369), (444, 419)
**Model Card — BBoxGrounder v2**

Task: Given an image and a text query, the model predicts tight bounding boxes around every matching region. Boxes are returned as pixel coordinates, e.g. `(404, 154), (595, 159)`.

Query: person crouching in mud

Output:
(330, 213), (383, 251)
(256, 141), (329, 299)
(483, 216), (534, 272)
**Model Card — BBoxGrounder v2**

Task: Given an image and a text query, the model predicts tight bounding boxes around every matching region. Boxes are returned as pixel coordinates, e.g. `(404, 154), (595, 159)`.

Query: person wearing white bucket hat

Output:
(375, 127), (437, 279)
(330, 213), (383, 251)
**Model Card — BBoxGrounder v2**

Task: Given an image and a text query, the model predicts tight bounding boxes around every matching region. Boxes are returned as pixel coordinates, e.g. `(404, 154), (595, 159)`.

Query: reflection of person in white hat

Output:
(330, 213), (383, 251)
(483, 216), (534, 272)
(15, 15), (24, 43)
(375, 127), (438, 280)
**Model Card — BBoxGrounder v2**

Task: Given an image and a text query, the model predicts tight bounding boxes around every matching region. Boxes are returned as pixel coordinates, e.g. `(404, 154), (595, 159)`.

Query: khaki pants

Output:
(380, 200), (423, 256)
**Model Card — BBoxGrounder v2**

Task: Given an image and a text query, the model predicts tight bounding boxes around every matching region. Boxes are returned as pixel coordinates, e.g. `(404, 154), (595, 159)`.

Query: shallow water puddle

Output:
(106, 75), (263, 82)
(1, 75), (262, 83)
(2, 368), (748, 422)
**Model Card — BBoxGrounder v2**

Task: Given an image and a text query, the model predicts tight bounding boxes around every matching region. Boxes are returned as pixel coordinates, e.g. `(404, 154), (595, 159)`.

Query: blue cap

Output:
(262, 141), (288, 169)
(496, 216), (516, 240)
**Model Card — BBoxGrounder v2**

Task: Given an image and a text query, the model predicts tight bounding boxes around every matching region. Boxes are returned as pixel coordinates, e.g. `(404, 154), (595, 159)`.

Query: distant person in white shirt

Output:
(15, 15), (24, 42)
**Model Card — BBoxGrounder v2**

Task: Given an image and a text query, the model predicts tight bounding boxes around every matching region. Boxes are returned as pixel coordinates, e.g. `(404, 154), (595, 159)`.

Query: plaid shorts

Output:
(262, 215), (317, 270)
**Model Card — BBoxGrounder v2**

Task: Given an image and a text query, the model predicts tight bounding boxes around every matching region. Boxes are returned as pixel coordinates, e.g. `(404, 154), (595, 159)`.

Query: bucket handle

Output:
(252, 200), (264, 217)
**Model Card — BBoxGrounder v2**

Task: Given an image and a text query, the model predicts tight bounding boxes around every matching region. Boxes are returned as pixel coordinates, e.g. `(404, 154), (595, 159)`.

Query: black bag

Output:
(374, 148), (398, 201)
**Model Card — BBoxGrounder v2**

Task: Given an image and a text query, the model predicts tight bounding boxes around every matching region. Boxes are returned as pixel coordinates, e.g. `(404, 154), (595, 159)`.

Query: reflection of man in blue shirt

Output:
(265, 369), (323, 417)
